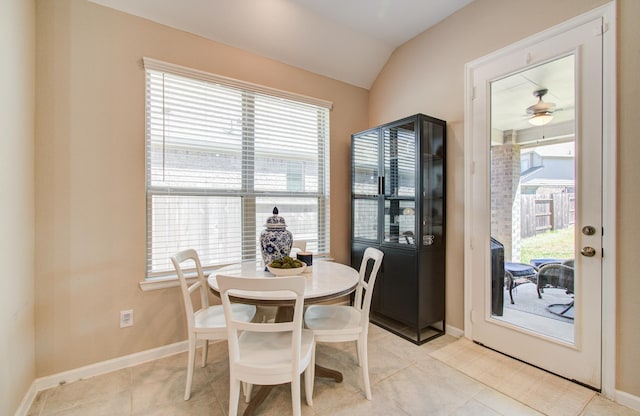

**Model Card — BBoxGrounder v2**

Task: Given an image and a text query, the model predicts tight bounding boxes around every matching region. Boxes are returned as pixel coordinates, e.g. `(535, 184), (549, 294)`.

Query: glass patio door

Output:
(466, 17), (604, 389)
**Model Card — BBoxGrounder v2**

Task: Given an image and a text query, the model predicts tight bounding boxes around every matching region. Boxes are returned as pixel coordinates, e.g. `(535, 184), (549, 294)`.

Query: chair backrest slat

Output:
(354, 247), (384, 321)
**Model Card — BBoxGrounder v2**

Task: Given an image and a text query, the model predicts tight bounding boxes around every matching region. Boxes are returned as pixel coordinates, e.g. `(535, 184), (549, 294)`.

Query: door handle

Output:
(581, 246), (596, 257)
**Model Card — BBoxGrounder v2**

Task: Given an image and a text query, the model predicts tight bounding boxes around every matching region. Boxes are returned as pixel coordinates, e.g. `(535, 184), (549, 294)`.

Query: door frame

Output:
(463, 2), (616, 398)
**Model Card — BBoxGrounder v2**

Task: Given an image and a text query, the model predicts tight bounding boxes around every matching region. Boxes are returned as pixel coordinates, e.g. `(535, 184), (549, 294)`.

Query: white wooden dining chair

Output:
(303, 247), (383, 400)
(290, 240), (307, 256)
(171, 249), (256, 400)
(217, 275), (315, 416)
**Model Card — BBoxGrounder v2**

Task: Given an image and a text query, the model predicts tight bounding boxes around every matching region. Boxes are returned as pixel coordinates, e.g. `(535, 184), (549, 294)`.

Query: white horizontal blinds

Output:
(353, 199), (378, 240)
(252, 95), (330, 255)
(384, 122), (416, 197)
(382, 121), (416, 245)
(352, 130), (379, 241)
(145, 60), (331, 278)
(147, 72), (244, 190)
(146, 71), (245, 276)
(352, 130), (379, 195)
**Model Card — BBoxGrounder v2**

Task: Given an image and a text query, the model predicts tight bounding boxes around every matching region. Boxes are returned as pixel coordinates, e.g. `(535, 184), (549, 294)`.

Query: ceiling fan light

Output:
(529, 113), (554, 126)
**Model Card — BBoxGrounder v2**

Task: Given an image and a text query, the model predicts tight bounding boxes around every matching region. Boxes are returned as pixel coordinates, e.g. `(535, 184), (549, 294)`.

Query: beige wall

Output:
(616, 0), (640, 398)
(34, 0), (368, 377)
(1, 0), (36, 414)
(370, 0), (639, 397)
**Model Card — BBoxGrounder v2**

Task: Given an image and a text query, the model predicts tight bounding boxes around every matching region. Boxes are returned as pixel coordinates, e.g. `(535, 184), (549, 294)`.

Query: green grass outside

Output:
(519, 226), (575, 265)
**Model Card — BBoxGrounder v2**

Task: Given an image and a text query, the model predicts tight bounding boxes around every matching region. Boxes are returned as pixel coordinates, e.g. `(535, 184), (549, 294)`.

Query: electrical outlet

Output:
(120, 310), (133, 328)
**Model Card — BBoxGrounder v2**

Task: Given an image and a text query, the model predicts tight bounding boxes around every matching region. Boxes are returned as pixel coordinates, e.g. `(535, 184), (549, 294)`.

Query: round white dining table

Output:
(207, 259), (359, 305)
(207, 259), (359, 416)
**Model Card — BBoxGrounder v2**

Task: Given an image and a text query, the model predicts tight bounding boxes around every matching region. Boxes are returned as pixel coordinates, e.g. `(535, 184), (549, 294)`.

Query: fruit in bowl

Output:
(267, 256), (307, 276)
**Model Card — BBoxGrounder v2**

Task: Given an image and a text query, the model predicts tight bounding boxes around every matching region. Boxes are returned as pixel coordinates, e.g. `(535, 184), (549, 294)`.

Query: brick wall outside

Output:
(491, 143), (521, 261)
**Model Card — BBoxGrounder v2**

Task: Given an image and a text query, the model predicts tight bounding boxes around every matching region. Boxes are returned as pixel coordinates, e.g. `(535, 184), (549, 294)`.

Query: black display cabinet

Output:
(351, 114), (446, 344)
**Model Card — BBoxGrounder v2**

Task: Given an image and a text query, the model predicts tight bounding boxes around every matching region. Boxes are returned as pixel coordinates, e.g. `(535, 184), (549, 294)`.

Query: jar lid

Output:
(265, 207), (287, 229)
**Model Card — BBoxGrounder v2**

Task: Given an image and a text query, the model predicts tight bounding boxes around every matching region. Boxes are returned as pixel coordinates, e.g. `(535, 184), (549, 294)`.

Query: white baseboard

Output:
(16, 340), (191, 416)
(14, 384), (36, 416)
(445, 324), (464, 338)
(615, 389), (640, 412)
(34, 340), (190, 391)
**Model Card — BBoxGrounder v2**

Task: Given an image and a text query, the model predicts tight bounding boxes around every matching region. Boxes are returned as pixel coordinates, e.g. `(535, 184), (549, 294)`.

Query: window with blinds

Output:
(144, 59), (331, 278)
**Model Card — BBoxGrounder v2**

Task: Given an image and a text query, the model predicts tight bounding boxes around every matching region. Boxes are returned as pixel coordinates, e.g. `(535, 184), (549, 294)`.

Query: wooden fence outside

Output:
(521, 193), (575, 238)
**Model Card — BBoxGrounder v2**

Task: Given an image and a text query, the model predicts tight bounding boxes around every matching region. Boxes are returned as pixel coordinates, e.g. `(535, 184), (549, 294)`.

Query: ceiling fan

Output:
(526, 88), (556, 126)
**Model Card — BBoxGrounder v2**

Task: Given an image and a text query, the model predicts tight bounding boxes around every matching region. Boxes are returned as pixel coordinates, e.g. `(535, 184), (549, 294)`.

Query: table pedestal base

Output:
(314, 364), (343, 383)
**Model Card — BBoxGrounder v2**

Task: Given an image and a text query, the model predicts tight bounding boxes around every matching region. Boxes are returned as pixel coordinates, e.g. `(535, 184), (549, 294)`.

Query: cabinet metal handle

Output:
(378, 176), (385, 195)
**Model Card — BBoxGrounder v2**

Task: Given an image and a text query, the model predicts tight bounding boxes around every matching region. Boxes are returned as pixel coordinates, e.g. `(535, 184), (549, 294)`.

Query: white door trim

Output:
(463, 2), (616, 398)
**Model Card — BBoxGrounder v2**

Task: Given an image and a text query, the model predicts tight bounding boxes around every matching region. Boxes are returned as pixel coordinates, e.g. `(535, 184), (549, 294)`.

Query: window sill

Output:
(139, 256), (335, 292)
(139, 275), (186, 292)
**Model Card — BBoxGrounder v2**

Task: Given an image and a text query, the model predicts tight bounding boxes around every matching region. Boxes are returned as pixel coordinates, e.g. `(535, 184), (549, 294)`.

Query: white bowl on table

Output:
(267, 262), (307, 276)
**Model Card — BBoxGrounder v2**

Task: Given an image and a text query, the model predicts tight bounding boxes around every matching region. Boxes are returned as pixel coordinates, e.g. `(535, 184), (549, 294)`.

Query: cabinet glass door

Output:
(352, 130), (380, 241)
(383, 120), (416, 244)
(422, 120), (445, 246)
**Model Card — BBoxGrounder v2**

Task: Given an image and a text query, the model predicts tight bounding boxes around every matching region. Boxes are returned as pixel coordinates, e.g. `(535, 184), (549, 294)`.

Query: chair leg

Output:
(228, 378), (241, 416)
(355, 338), (363, 367)
(184, 335), (196, 400)
(359, 335), (372, 400)
(547, 301), (575, 319)
(201, 339), (209, 368)
(243, 382), (253, 403)
(304, 344), (315, 407)
(291, 375), (302, 416)
(508, 280), (516, 304)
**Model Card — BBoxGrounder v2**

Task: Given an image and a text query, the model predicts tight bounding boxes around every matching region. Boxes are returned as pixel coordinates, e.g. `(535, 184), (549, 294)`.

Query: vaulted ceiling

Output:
(89, 0), (474, 89)
(88, 0), (574, 135)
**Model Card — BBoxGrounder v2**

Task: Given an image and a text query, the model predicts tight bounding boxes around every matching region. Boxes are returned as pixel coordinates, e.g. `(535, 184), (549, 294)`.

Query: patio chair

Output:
(537, 261), (575, 319)
(505, 261), (539, 304)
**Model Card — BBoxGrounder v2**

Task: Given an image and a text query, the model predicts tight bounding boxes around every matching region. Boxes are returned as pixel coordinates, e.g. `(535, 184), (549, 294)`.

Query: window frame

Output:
(142, 58), (332, 281)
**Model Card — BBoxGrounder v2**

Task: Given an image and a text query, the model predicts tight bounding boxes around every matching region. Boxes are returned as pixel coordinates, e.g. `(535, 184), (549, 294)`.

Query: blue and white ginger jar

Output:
(260, 207), (293, 269)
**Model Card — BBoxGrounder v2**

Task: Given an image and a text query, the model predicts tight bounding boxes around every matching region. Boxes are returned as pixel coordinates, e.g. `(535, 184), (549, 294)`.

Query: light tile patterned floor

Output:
(26, 325), (638, 415)
(430, 338), (595, 416)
